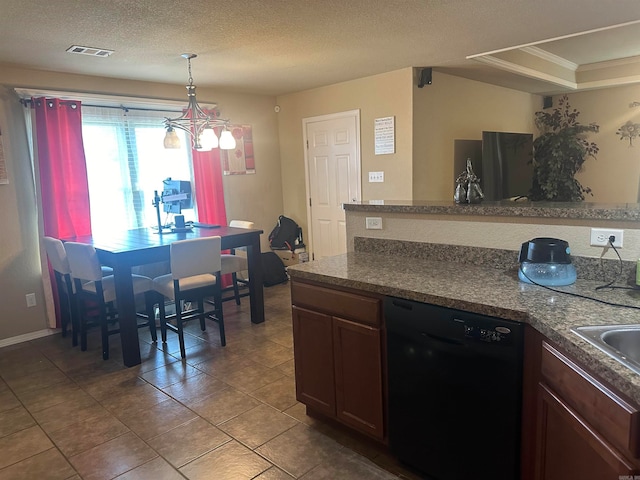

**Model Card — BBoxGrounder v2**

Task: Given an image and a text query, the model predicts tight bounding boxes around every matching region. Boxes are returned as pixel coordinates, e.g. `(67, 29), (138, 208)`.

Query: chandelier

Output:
(163, 53), (236, 151)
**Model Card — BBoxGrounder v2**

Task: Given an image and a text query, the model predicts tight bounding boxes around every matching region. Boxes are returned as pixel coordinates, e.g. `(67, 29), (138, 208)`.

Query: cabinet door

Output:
(541, 341), (640, 459)
(292, 306), (335, 416)
(333, 316), (384, 440)
(536, 383), (637, 480)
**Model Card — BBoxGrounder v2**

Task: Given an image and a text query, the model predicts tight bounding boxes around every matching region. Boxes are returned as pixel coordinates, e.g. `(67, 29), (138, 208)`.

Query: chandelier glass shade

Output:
(163, 53), (236, 152)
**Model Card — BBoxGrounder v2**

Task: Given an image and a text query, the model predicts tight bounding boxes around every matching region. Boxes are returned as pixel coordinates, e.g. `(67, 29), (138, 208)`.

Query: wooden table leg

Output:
(246, 235), (265, 324)
(112, 263), (142, 366)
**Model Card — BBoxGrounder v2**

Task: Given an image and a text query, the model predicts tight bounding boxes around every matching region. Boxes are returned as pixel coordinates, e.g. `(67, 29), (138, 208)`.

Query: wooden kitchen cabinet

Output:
(291, 280), (385, 440)
(536, 383), (636, 479)
(291, 306), (335, 416)
(529, 335), (640, 479)
(333, 316), (384, 438)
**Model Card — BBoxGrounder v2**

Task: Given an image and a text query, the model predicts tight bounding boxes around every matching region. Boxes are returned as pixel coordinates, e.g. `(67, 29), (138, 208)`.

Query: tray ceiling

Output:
(1, 1), (640, 96)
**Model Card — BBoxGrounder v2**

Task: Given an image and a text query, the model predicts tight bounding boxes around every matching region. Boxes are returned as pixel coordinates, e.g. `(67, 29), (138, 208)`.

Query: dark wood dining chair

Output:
(65, 241), (157, 360)
(152, 236), (225, 359)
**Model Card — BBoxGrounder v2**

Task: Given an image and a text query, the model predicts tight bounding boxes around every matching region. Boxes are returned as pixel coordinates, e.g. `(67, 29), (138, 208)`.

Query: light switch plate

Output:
(366, 217), (383, 229)
(368, 171), (384, 182)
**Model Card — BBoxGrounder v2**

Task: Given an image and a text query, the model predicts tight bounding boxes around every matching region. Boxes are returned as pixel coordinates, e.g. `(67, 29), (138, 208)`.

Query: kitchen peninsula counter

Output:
(287, 250), (640, 405)
(344, 199), (640, 222)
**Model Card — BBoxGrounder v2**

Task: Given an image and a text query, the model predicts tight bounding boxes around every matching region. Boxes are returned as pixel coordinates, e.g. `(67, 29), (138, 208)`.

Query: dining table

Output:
(67, 225), (264, 367)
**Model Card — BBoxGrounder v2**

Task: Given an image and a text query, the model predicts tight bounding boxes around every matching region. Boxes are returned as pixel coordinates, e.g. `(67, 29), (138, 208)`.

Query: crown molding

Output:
(578, 74), (640, 90)
(472, 55), (578, 89)
(520, 46), (578, 71)
(577, 54), (640, 72)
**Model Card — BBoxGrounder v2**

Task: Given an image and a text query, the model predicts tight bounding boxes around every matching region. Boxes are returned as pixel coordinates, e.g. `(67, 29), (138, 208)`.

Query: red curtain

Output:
(34, 97), (91, 239)
(192, 147), (228, 226)
(192, 146), (232, 286)
(34, 97), (91, 327)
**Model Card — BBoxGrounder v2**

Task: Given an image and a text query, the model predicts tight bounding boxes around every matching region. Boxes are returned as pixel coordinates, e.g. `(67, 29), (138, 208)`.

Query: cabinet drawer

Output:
(541, 341), (640, 458)
(291, 281), (381, 326)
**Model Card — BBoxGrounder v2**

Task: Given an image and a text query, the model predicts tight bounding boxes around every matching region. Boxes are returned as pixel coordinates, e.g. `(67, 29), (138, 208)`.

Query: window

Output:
(81, 106), (195, 233)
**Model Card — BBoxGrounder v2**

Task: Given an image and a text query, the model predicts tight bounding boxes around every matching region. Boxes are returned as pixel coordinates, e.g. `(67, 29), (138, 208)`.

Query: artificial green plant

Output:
(530, 95), (599, 201)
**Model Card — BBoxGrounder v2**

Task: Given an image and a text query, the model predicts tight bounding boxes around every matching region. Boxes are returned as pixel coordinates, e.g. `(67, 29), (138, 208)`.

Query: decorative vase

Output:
(454, 158), (484, 204)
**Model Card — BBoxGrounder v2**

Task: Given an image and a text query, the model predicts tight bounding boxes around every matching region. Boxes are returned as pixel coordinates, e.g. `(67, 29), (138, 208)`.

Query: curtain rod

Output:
(19, 98), (183, 114)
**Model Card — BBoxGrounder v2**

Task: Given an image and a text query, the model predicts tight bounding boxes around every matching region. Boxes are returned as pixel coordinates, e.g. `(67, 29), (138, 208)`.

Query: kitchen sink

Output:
(572, 325), (640, 376)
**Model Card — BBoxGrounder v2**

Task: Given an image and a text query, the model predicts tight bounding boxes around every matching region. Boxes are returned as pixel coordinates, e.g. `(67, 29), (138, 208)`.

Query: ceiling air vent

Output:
(66, 45), (114, 57)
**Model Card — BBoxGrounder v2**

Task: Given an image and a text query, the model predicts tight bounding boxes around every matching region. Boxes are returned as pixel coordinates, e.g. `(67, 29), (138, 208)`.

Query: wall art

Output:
(616, 120), (640, 146)
(222, 125), (255, 175)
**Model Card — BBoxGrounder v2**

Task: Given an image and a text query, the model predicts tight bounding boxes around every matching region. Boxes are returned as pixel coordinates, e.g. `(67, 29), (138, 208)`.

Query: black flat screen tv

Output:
(481, 131), (533, 201)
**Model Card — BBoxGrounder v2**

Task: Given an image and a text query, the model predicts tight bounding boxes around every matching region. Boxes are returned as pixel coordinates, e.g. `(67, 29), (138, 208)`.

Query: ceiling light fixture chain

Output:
(186, 52), (195, 86)
(163, 53), (236, 151)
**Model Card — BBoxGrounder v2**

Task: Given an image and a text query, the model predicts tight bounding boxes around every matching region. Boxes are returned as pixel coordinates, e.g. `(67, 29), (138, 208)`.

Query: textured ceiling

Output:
(1, 0), (640, 96)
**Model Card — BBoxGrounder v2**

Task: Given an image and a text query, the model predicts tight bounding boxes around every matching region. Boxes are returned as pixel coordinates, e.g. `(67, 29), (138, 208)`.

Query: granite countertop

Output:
(288, 251), (640, 405)
(343, 200), (640, 221)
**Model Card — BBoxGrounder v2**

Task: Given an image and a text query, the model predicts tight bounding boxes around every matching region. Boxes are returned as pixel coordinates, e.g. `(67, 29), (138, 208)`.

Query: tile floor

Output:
(0, 283), (423, 479)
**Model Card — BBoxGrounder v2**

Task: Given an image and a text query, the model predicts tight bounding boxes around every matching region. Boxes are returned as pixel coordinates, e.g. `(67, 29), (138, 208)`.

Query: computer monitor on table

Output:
(162, 179), (192, 214)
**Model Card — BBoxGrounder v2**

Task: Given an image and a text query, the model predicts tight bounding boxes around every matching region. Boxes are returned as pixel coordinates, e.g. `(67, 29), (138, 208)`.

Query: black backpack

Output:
(261, 251), (288, 287)
(269, 215), (303, 251)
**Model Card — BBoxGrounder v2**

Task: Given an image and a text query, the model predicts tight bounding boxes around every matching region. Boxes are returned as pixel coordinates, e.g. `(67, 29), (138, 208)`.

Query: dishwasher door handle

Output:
(421, 332), (465, 346)
(391, 299), (414, 310)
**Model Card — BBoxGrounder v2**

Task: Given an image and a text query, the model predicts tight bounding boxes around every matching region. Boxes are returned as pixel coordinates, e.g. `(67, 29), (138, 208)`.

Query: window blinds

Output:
(81, 106), (195, 233)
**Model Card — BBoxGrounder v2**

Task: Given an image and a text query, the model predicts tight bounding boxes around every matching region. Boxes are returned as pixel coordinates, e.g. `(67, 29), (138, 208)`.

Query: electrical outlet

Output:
(366, 217), (383, 229)
(368, 171), (384, 182)
(25, 293), (36, 307)
(590, 228), (623, 247)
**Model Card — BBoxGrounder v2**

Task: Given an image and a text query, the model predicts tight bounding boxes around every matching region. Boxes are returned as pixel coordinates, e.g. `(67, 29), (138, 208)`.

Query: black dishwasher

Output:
(385, 297), (524, 480)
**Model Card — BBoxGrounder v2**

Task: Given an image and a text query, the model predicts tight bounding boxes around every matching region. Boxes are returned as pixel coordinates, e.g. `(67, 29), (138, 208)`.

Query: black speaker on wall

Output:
(543, 96), (553, 109)
(418, 68), (432, 88)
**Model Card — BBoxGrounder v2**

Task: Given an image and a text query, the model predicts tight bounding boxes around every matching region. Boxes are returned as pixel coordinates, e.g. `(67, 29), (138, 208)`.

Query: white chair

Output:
(221, 220), (254, 305)
(43, 237), (114, 346)
(42, 237), (76, 343)
(65, 242), (156, 360)
(152, 236), (225, 359)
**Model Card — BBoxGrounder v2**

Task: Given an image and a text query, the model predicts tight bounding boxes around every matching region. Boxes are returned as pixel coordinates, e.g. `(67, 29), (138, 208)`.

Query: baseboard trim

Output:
(0, 328), (58, 349)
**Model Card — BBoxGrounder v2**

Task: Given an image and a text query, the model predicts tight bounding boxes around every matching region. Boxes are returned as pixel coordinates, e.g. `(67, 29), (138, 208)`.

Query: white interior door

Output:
(304, 111), (361, 260)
